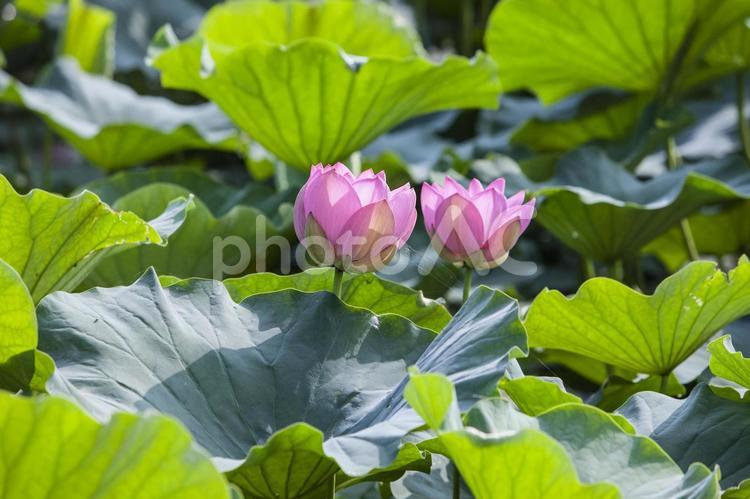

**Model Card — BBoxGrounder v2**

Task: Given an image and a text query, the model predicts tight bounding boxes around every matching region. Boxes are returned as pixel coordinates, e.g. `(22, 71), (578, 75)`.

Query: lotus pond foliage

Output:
(2, 0), (750, 498)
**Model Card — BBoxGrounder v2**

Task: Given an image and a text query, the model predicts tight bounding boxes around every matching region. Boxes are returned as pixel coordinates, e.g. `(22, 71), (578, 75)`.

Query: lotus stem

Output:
(583, 257), (596, 280)
(379, 481), (393, 499)
(333, 268), (344, 298)
(665, 137), (700, 261)
(659, 374), (670, 395)
(453, 463), (461, 499)
(349, 151), (362, 175)
(462, 266), (473, 304)
(737, 71), (750, 164)
(274, 160), (290, 191)
(607, 260), (624, 281)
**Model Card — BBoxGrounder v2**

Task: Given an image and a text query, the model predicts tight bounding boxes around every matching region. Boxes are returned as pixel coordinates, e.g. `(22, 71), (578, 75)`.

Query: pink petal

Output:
(420, 183), (443, 232)
(304, 171), (361, 241)
(506, 191), (526, 207)
(332, 162), (354, 178)
(488, 178), (506, 194)
(293, 166), (325, 240)
(481, 219), (522, 268)
(293, 187), (306, 241)
(443, 176), (468, 197)
(432, 193), (485, 257)
(389, 185), (417, 246)
(468, 178), (484, 195)
(336, 200), (396, 263)
(470, 189), (495, 238)
(352, 174), (389, 205)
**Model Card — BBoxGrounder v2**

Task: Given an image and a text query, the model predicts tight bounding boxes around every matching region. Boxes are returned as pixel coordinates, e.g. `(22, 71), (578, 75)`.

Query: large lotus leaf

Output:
(485, 0), (750, 104)
(619, 384), (750, 487)
(0, 58), (240, 170)
(525, 258), (750, 375)
(197, 0), (421, 59)
(82, 183), (291, 289)
(150, 32), (500, 170)
(708, 335), (750, 393)
(0, 174), (190, 303)
(216, 268), (451, 332)
(527, 148), (744, 262)
(38, 272), (526, 497)
(79, 165), (288, 218)
(0, 391), (231, 498)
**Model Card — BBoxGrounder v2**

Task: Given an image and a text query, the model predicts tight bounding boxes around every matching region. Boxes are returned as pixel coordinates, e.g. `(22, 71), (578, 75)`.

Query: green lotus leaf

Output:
(0, 174), (191, 302)
(81, 182), (291, 289)
(485, 0), (750, 104)
(592, 374), (685, 412)
(196, 0), (422, 59)
(706, 23), (750, 70)
(645, 198), (750, 272)
(0, 259), (35, 365)
(0, 391), (231, 498)
(39, 272), (526, 497)
(60, 0), (115, 75)
(150, 23), (500, 169)
(511, 94), (649, 153)
(0, 59), (240, 170)
(708, 335), (750, 391)
(533, 349), (636, 385)
(723, 479), (750, 499)
(527, 149), (745, 262)
(498, 375), (582, 416)
(407, 372), (719, 498)
(0, 258), (53, 392)
(215, 268), (452, 332)
(525, 258), (750, 375)
(620, 384), (750, 487)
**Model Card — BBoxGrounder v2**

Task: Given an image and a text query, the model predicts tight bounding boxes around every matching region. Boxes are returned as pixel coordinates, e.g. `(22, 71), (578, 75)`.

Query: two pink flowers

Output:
(294, 163), (535, 273)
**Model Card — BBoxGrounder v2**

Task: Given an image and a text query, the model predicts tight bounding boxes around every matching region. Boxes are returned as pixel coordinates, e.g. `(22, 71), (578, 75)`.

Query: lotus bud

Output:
(294, 163), (417, 273)
(421, 177), (535, 270)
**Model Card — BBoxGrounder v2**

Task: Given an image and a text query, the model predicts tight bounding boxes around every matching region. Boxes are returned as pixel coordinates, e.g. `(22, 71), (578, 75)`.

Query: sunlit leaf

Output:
(60, 0), (115, 75)
(0, 258), (52, 392)
(0, 174), (190, 302)
(525, 258), (750, 375)
(708, 335), (750, 390)
(0, 392), (231, 498)
(499, 375), (581, 416)
(196, 0), (422, 59)
(150, 1), (499, 170)
(486, 0), (750, 104)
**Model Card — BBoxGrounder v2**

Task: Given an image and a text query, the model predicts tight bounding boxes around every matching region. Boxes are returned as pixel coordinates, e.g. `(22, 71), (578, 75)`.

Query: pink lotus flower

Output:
(294, 163), (417, 272)
(421, 177), (535, 270)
